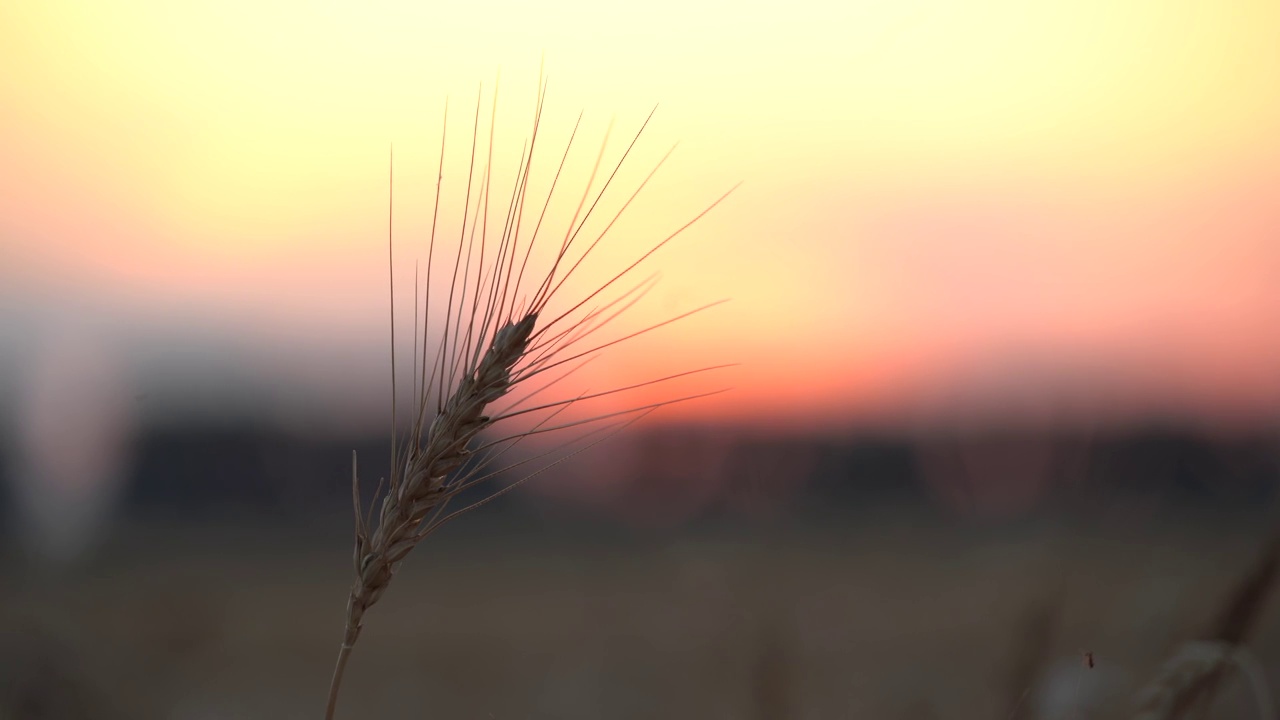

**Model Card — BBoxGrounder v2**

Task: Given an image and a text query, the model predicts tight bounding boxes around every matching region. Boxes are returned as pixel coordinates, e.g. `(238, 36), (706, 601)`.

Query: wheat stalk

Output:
(1130, 528), (1280, 720)
(322, 70), (737, 720)
(1131, 641), (1273, 720)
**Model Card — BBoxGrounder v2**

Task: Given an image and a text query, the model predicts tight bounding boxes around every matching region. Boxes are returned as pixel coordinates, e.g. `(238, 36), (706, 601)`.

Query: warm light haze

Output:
(6, 6), (1280, 711)
(4, 0), (1280, 438)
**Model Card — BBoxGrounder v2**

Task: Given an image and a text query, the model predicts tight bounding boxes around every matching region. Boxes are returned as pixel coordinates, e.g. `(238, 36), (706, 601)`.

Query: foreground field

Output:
(1, 512), (1276, 719)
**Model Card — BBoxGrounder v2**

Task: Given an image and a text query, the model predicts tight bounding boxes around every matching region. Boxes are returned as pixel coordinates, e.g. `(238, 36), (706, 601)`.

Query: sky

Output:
(6, 0), (1280, 558)
(4, 0), (1280, 442)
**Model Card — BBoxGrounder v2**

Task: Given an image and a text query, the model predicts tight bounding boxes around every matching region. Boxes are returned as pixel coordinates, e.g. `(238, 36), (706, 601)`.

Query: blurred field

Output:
(2, 509), (1277, 719)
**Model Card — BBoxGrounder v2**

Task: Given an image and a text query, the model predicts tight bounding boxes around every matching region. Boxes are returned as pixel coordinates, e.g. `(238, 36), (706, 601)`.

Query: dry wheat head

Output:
(323, 70), (736, 720)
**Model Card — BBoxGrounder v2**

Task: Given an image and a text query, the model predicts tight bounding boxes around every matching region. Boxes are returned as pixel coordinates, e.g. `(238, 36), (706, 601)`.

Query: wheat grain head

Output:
(1129, 528), (1280, 720)
(322, 69), (737, 719)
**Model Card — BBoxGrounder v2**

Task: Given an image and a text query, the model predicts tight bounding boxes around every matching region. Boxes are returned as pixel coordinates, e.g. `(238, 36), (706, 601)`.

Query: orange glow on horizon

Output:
(4, 0), (1280, 431)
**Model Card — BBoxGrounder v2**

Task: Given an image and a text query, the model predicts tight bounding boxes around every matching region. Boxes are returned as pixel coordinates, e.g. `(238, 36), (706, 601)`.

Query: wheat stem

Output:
(323, 643), (353, 720)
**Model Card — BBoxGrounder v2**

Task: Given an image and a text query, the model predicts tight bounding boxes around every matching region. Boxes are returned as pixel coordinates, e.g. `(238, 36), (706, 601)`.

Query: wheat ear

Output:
(322, 71), (736, 720)
(1131, 641), (1274, 720)
(1130, 528), (1280, 720)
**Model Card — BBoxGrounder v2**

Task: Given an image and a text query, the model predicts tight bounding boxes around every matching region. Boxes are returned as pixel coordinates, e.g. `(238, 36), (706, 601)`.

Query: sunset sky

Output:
(4, 0), (1280, 441)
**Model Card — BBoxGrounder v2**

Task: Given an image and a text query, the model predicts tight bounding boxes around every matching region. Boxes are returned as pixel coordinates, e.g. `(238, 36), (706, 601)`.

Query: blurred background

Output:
(3, 1), (1280, 718)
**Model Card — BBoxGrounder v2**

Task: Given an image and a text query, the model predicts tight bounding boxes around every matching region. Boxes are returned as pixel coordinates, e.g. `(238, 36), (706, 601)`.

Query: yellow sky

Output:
(4, 0), (1280, 431)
